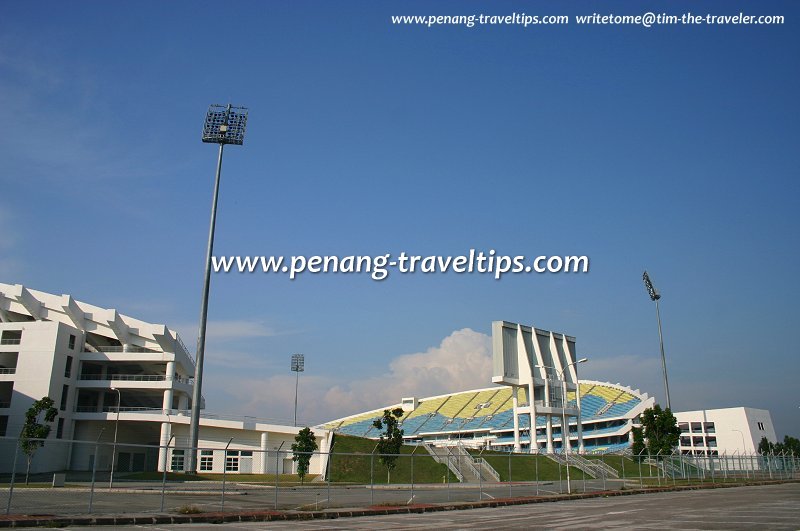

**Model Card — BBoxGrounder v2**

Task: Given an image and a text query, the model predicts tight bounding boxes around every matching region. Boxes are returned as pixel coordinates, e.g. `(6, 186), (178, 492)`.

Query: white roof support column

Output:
(14, 285), (43, 320)
(60, 295), (86, 331)
(106, 310), (131, 347)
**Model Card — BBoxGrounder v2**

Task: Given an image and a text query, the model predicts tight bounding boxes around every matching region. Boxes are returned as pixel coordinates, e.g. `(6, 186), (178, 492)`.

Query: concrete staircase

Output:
(424, 443), (501, 483)
(548, 453), (619, 479)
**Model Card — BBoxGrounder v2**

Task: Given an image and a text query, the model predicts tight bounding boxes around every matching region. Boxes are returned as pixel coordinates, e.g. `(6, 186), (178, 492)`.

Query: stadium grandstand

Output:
(321, 380), (654, 454)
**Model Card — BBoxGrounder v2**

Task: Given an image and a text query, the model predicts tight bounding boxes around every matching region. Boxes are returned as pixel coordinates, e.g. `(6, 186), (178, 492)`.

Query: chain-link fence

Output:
(1, 436), (797, 517)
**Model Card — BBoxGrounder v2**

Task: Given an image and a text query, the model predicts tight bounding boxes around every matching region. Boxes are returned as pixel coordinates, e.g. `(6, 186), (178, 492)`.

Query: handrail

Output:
(79, 374), (167, 381)
(0, 368), (16, 374)
(0, 339), (21, 345)
(82, 345), (158, 353)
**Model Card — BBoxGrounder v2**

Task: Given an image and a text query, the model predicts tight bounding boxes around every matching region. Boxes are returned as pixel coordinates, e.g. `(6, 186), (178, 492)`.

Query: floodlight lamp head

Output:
(291, 353), (305, 372)
(577, 358), (588, 364)
(643, 270), (661, 301)
(202, 104), (248, 145)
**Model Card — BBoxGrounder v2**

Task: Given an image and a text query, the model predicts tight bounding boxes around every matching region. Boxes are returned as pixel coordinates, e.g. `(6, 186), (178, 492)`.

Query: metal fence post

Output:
(638, 449), (644, 489)
(88, 428), (105, 513)
(370, 448), (375, 506)
(5, 438), (20, 515)
(477, 448), (483, 501)
(221, 438), (233, 511)
(160, 434), (175, 512)
(327, 448), (332, 507)
(446, 454), (451, 502)
(410, 445), (417, 504)
(275, 441), (284, 510)
(508, 451), (512, 498)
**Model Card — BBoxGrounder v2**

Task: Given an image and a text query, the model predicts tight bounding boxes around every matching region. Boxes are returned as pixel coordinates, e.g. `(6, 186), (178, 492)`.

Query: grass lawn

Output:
(584, 455), (640, 477)
(122, 471), (316, 484)
(330, 435), (452, 484)
(470, 450), (587, 481)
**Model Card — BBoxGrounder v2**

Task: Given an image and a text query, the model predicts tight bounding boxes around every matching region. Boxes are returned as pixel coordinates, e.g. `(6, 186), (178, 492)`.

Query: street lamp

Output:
(643, 270), (671, 410)
(109, 387), (121, 489)
(291, 354), (305, 427)
(187, 104), (248, 473)
(536, 358), (588, 494)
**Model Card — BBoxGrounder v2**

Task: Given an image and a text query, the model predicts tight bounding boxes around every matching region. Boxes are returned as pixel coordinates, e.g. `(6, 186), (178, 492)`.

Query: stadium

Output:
(324, 382), (653, 454)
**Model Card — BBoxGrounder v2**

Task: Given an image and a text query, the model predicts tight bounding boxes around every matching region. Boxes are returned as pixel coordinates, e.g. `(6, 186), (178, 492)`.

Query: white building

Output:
(674, 407), (777, 456)
(0, 282), (331, 475)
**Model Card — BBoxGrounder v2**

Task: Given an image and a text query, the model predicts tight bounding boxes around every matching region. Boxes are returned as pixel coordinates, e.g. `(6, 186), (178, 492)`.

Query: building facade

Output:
(674, 407), (777, 456)
(0, 283), (331, 476)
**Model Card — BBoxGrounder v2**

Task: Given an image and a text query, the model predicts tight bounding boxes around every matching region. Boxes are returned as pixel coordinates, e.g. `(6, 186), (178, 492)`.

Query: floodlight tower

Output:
(291, 354), (305, 427)
(187, 104), (248, 473)
(643, 270), (671, 410)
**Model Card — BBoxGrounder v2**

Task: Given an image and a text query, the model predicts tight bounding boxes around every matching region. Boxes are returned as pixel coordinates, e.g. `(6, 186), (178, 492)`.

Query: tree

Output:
(372, 408), (404, 483)
(781, 435), (800, 455)
(760, 435), (799, 455)
(638, 404), (680, 458)
(20, 396), (58, 484)
(631, 426), (646, 461)
(758, 436), (773, 455)
(291, 427), (318, 484)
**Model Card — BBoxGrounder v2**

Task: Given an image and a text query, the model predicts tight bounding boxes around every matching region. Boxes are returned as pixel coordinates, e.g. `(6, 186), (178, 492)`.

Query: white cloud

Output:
(207, 328), (493, 425)
(173, 319), (285, 347)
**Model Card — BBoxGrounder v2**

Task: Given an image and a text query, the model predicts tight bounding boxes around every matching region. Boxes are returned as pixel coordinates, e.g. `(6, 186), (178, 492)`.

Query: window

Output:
(690, 422), (702, 432)
(225, 450), (239, 472)
(60, 385), (69, 411)
(704, 422), (715, 433)
(171, 450), (185, 471)
(200, 450), (213, 471)
(679, 422), (689, 433)
(706, 437), (717, 447)
(0, 330), (21, 345)
(56, 418), (64, 439)
(68, 334), (76, 350)
(757, 422), (765, 431)
(680, 436), (691, 446)
(692, 436), (704, 447)
(64, 356), (73, 378)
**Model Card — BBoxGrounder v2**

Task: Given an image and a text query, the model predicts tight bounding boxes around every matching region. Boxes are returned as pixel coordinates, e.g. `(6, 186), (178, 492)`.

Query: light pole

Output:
(291, 354), (305, 427)
(109, 387), (121, 489)
(643, 271), (671, 410)
(536, 358), (588, 494)
(187, 104), (248, 473)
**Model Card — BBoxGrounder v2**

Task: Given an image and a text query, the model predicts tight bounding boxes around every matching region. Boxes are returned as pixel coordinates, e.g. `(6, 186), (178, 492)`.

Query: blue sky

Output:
(1, 1), (798, 437)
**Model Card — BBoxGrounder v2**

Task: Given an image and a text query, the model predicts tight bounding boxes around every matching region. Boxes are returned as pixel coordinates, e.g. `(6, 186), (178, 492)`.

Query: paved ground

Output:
(4, 479), (619, 515)
(12, 483), (800, 530)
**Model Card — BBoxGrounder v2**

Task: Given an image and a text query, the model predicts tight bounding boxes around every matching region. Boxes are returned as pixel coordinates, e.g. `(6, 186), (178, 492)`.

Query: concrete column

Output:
(165, 361), (175, 381)
(512, 389), (521, 452)
(162, 389), (174, 413)
(158, 421), (172, 472)
(178, 394), (189, 414)
(260, 432), (269, 473)
(546, 416), (554, 454)
(528, 383), (540, 453)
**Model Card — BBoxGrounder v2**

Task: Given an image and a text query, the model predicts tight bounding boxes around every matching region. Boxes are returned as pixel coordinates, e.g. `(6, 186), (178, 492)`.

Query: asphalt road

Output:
(5, 479), (620, 515)
(12, 482), (800, 530)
